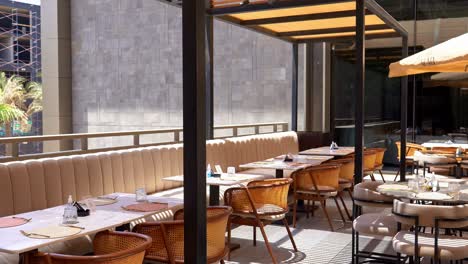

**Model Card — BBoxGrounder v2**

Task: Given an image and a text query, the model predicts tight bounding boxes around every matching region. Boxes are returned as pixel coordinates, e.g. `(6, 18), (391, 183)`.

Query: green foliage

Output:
(0, 72), (43, 131)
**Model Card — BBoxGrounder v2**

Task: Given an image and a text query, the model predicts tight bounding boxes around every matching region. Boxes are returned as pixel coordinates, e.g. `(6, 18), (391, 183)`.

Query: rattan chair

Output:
(31, 230), (152, 264)
(394, 141), (424, 181)
(327, 158), (354, 220)
(292, 164), (347, 231)
(363, 150), (378, 181)
(224, 178), (297, 264)
(133, 206), (232, 264)
(352, 181), (401, 264)
(392, 200), (468, 263)
(368, 148), (386, 182)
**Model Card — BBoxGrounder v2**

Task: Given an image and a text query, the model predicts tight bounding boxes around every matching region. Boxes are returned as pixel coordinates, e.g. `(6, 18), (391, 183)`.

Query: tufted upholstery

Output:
(0, 132), (298, 217)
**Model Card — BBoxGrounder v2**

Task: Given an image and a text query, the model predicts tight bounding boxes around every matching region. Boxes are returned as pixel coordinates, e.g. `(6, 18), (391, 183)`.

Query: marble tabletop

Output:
(0, 193), (182, 254)
(299, 146), (355, 157)
(163, 173), (265, 186)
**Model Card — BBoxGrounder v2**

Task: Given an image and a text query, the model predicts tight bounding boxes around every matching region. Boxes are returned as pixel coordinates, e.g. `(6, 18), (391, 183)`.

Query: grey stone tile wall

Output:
(71, 0), (293, 147)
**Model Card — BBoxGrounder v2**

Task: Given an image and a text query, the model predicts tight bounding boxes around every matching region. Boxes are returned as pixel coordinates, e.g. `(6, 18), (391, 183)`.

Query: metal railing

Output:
(0, 122), (288, 162)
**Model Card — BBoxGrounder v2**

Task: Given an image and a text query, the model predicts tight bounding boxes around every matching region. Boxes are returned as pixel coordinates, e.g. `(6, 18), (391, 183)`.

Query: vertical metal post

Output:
(291, 43), (299, 132)
(400, 36), (409, 182)
(412, 0), (418, 142)
(206, 14), (214, 140)
(330, 46), (336, 141)
(354, 0), (365, 185)
(183, 0), (207, 262)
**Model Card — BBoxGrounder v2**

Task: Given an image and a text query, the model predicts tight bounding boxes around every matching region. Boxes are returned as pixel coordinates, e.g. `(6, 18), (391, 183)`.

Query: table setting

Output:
(377, 175), (468, 203)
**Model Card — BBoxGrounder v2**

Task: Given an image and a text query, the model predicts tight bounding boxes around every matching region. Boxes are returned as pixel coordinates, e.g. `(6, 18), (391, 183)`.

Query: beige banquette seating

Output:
(0, 132), (298, 263)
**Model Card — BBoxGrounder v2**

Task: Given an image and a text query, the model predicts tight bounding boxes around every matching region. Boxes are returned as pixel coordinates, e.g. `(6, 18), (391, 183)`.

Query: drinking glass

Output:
(408, 179), (418, 192)
(227, 167), (236, 176)
(62, 206), (78, 224)
(136, 187), (148, 202)
(448, 182), (461, 200)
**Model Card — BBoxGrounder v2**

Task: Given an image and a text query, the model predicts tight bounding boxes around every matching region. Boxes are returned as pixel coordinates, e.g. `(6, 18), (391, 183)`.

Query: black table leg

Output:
(209, 185), (220, 206)
(276, 169), (284, 178)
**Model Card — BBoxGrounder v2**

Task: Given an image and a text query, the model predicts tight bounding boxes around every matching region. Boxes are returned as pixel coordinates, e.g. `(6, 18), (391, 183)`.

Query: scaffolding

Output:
(0, 1), (41, 82)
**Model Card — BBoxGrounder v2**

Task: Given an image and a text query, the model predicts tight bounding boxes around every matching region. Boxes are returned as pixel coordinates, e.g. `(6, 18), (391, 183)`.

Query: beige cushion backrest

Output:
(353, 181), (394, 208)
(0, 132), (298, 216)
(224, 131), (299, 170)
(206, 139), (229, 171)
(413, 150), (457, 165)
(0, 144), (184, 216)
(393, 199), (468, 228)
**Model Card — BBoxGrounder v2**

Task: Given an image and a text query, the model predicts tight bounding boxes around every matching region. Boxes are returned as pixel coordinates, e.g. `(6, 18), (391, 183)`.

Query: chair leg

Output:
(293, 198), (298, 228)
(257, 220), (278, 264)
(333, 197), (347, 225)
(311, 201), (315, 216)
(393, 169), (400, 181)
(346, 188), (354, 202)
(339, 193), (352, 221)
(227, 218), (232, 260)
(282, 218), (298, 252)
(253, 226), (256, 246)
(220, 260), (225, 264)
(379, 170), (386, 183)
(320, 200), (334, 232)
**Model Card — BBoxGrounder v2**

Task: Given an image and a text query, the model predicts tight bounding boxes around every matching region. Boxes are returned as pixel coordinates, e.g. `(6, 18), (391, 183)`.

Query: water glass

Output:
(448, 182), (461, 200)
(62, 206), (78, 224)
(135, 187), (148, 202)
(227, 167), (236, 176)
(408, 179), (418, 192)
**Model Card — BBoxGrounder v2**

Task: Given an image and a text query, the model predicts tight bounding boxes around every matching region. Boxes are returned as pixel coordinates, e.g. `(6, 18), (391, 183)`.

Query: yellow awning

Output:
(389, 33), (468, 78)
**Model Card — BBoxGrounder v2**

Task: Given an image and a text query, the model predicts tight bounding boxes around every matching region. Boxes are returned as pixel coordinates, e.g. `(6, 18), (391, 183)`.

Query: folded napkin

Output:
(122, 202), (168, 212)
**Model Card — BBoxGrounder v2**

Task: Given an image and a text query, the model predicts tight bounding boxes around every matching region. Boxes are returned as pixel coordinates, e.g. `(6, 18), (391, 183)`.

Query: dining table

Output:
(163, 173), (265, 206)
(376, 180), (468, 203)
(299, 146), (355, 157)
(239, 154), (333, 178)
(0, 193), (183, 264)
(422, 140), (468, 149)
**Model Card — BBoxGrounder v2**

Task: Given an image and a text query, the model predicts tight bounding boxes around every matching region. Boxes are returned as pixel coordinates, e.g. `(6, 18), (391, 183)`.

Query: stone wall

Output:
(70, 0), (293, 147)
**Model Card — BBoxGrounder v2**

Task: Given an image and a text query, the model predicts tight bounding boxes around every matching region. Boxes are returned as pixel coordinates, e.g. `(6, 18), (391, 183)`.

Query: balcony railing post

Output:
(273, 125), (278, 132)
(254, 126), (259, 135)
(174, 131), (180, 142)
(233, 127), (238, 137)
(81, 138), (88, 151)
(283, 123), (288, 131)
(133, 134), (140, 146)
(11, 143), (19, 158)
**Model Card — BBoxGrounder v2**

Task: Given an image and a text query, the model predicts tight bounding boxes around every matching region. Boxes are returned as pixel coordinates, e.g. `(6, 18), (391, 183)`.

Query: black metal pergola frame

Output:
(158, 0), (409, 261)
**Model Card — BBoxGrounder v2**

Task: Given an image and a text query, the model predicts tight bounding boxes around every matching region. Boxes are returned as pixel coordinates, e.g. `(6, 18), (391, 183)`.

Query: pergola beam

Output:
(240, 10), (372, 26)
(208, 0), (353, 16)
(295, 32), (400, 43)
(365, 0), (408, 37)
(277, 24), (389, 37)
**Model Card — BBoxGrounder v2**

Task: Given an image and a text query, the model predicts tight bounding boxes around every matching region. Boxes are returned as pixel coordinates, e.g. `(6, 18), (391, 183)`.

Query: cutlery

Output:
(20, 230), (51, 238)
(60, 224), (85, 230)
(13, 217), (32, 222)
(98, 195), (118, 200)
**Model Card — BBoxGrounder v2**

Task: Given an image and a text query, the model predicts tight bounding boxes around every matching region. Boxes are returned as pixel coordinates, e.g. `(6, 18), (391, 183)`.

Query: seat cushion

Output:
(233, 203), (286, 221)
(339, 178), (353, 189)
(393, 231), (468, 260)
(353, 213), (398, 236)
(297, 185), (337, 196)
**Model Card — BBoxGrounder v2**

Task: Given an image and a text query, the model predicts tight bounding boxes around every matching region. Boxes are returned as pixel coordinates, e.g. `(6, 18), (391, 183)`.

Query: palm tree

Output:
(0, 72), (43, 137)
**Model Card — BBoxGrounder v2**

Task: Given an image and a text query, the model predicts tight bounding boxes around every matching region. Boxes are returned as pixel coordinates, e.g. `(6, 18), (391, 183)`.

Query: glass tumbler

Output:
(135, 187), (148, 202)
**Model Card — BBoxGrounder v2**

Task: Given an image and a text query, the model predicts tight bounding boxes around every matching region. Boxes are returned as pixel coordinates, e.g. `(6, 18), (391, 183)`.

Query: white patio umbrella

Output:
(389, 32), (468, 78)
